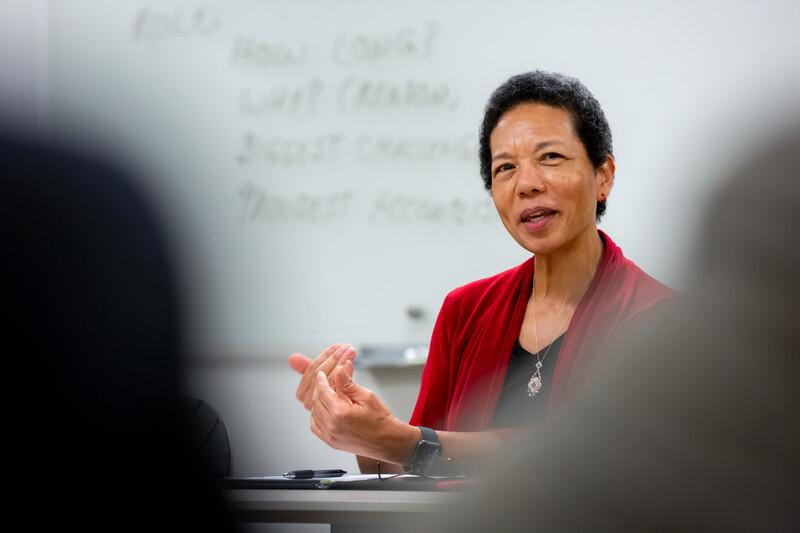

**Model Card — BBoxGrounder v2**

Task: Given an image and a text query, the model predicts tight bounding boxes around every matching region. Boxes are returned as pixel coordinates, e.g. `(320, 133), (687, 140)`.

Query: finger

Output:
(333, 365), (353, 402)
(316, 344), (350, 378)
(340, 360), (357, 392)
(297, 343), (343, 403)
(338, 361), (372, 403)
(306, 343), (342, 376)
(343, 358), (355, 379)
(299, 344), (345, 403)
(298, 369), (318, 409)
(314, 378), (339, 427)
(340, 348), (356, 371)
(303, 344), (348, 387)
(327, 367), (338, 388)
(316, 370), (340, 411)
(311, 377), (334, 424)
(342, 345), (356, 362)
(311, 378), (319, 403)
(288, 353), (312, 374)
(310, 392), (323, 419)
(327, 346), (354, 383)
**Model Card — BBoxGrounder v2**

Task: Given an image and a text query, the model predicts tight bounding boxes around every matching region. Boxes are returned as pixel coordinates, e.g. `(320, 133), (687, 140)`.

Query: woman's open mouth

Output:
(520, 207), (557, 231)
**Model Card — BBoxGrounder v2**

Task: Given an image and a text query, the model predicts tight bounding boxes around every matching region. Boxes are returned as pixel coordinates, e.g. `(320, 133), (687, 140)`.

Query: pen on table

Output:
(283, 469), (347, 479)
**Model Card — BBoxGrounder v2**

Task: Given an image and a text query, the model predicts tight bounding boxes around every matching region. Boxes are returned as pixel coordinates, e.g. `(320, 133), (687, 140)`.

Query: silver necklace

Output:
(527, 337), (557, 398)
(527, 287), (570, 398)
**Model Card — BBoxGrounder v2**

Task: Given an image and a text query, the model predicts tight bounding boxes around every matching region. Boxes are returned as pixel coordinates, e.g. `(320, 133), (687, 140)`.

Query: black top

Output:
(491, 334), (565, 428)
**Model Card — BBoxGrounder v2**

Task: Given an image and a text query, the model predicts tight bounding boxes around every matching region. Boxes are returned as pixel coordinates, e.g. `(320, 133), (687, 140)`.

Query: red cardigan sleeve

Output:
(408, 290), (461, 430)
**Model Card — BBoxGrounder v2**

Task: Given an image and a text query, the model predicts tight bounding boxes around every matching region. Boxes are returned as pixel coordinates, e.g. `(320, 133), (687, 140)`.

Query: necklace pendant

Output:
(527, 375), (542, 398)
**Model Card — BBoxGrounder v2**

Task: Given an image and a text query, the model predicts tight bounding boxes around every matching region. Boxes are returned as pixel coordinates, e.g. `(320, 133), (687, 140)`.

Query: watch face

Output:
(412, 439), (443, 475)
(423, 447), (441, 469)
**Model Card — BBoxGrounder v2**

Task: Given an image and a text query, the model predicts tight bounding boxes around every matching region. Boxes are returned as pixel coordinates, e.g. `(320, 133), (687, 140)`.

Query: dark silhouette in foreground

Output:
(2, 129), (236, 531)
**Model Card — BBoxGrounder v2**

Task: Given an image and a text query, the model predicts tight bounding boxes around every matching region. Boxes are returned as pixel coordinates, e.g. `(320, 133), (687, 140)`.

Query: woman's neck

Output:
(533, 227), (604, 307)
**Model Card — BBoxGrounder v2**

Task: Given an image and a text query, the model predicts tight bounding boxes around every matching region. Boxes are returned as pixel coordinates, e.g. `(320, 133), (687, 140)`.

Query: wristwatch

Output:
(406, 426), (442, 475)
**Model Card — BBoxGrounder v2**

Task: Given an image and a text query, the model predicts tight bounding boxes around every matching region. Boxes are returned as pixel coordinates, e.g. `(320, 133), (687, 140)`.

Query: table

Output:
(227, 489), (458, 532)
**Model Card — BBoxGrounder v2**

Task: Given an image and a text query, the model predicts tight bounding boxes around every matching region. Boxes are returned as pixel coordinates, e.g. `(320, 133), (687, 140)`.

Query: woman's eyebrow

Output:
(491, 151), (513, 162)
(533, 139), (566, 151)
(492, 140), (567, 162)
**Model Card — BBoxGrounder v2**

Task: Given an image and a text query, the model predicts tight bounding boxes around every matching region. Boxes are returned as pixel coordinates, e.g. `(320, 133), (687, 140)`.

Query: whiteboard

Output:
(47, 0), (800, 358)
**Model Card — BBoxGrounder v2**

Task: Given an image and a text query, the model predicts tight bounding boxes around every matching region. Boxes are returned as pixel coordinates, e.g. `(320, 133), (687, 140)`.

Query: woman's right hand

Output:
(288, 343), (355, 411)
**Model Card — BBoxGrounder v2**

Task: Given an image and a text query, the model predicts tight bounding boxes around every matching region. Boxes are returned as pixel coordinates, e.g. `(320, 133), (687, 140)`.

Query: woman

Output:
(289, 71), (673, 474)
(432, 119), (800, 533)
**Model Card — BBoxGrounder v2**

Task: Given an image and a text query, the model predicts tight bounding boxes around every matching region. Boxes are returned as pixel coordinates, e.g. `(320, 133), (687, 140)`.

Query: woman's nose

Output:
(515, 164), (546, 196)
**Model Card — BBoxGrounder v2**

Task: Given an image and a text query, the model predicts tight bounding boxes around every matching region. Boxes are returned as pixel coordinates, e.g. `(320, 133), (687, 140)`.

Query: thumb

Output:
(288, 353), (312, 374)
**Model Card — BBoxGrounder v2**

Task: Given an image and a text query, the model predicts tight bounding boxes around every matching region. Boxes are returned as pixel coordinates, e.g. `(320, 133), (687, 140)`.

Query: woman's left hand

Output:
(309, 361), (419, 464)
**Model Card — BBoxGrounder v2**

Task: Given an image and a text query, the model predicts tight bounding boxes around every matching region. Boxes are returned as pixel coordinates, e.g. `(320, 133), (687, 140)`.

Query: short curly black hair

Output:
(479, 71), (613, 220)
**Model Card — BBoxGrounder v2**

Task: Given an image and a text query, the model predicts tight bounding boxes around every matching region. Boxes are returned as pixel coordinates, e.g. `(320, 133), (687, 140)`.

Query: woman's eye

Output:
(494, 163), (514, 176)
(542, 152), (564, 162)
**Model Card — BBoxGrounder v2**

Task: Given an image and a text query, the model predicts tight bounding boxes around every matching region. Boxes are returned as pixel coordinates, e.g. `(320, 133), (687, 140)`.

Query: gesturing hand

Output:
(288, 343), (355, 411)
(309, 361), (418, 464)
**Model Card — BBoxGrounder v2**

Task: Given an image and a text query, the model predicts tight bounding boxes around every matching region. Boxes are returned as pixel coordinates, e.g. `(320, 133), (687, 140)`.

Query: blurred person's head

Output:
(1, 128), (235, 531)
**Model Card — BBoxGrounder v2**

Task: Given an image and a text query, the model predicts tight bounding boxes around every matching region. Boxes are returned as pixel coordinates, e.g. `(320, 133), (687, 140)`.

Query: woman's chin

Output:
(514, 233), (562, 256)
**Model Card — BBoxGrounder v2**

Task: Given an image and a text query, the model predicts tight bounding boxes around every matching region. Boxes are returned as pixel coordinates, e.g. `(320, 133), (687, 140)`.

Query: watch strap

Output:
(419, 426), (440, 446)
(406, 426), (442, 475)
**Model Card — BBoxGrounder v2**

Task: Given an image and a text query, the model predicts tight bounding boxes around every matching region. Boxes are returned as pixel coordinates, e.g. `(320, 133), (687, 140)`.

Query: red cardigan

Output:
(409, 231), (674, 431)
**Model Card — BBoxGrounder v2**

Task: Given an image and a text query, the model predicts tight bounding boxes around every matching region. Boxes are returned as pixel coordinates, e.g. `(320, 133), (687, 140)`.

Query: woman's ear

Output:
(597, 154), (615, 200)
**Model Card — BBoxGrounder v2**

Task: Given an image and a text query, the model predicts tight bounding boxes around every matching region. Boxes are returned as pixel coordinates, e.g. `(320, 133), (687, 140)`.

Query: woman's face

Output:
(489, 102), (614, 256)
